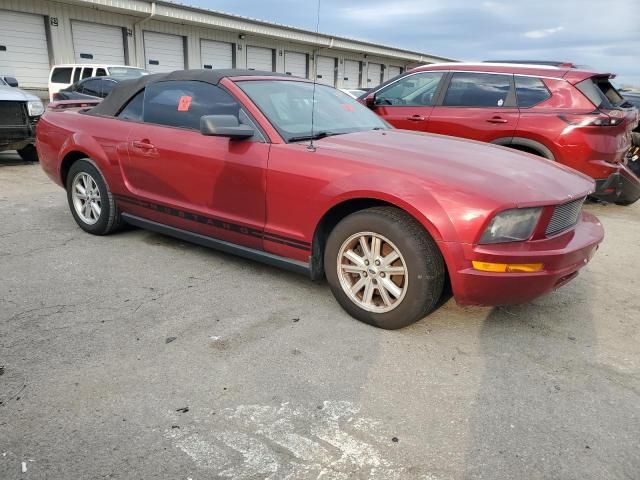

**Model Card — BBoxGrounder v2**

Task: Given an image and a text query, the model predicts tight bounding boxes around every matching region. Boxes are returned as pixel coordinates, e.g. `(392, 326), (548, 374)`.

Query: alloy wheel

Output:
(336, 232), (408, 313)
(71, 172), (101, 225)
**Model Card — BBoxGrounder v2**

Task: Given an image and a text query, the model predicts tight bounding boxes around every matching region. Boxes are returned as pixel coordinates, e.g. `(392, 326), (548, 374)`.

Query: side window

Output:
(117, 91), (145, 122)
(515, 76), (551, 107)
(443, 72), (512, 107)
(81, 79), (102, 97)
(95, 68), (107, 77)
(51, 67), (72, 84)
(73, 68), (82, 83)
(101, 80), (117, 98)
(142, 80), (241, 130)
(81, 67), (93, 79)
(375, 72), (445, 106)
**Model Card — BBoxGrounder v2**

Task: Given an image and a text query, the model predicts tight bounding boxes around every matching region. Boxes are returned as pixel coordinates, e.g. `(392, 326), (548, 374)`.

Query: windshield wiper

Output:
(288, 131), (336, 142)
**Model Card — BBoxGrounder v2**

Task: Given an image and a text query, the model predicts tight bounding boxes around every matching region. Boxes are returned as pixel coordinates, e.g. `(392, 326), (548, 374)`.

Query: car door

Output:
(369, 71), (446, 131)
(120, 80), (270, 250)
(428, 72), (519, 143)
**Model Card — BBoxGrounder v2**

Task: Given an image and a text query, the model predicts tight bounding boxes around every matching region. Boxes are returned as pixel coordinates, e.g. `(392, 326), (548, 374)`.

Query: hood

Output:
(313, 129), (595, 208)
(0, 84), (41, 102)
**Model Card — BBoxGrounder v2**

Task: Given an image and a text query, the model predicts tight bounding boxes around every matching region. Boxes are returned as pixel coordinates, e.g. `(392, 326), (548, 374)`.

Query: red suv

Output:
(363, 62), (640, 205)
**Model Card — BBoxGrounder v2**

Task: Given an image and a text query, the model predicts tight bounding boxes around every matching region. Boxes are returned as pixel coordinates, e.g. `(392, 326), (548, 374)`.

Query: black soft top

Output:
(87, 69), (289, 117)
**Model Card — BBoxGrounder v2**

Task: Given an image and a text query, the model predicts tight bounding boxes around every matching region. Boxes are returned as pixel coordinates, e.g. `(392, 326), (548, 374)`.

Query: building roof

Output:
(65, 0), (456, 63)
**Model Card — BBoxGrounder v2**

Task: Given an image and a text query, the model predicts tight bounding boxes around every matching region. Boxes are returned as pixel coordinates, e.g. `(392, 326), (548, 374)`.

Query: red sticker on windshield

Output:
(178, 96), (192, 111)
(340, 103), (355, 112)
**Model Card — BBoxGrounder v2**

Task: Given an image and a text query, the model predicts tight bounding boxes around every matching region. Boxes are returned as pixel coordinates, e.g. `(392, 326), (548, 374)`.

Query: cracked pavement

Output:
(1, 153), (639, 479)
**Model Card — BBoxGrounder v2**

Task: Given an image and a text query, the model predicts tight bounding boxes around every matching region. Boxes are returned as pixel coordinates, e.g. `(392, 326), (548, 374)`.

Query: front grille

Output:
(0, 101), (27, 127)
(545, 197), (585, 236)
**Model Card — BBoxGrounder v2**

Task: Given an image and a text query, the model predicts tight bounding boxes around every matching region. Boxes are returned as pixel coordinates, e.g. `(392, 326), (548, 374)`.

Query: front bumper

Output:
(593, 163), (640, 205)
(0, 126), (34, 147)
(0, 118), (38, 149)
(447, 211), (604, 306)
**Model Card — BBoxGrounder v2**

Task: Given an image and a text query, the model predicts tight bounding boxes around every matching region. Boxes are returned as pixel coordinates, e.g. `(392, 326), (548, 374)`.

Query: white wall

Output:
(0, 0), (416, 93)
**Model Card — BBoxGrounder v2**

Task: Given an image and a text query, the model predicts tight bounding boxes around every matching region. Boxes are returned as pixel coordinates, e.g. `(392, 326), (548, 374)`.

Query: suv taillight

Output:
(559, 111), (624, 127)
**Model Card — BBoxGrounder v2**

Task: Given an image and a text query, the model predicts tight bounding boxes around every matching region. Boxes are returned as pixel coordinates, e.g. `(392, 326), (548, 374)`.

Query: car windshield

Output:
(108, 67), (149, 78)
(0, 77), (6, 86)
(237, 80), (389, 142)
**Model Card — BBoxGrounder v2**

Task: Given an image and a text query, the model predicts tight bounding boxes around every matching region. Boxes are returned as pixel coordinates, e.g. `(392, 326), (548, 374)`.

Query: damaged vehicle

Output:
(362, 62), (640, 205)
(0, 75), (44, 162)
(37, 70), (604, 329)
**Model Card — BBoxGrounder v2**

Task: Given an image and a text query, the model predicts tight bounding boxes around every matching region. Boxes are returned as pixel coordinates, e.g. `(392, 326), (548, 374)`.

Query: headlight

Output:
(27, 100), (44, 117)
(479, 207), (542, 244)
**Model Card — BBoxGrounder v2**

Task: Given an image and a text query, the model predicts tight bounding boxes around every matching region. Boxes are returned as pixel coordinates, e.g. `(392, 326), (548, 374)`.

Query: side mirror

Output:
(200, 115), (254, 139)
(4, 76), (18, 87)
(364, 93), (376, 108)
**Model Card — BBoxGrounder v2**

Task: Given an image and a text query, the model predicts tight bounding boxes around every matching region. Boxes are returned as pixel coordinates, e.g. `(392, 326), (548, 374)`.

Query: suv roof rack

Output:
(483, 60), (575, 68)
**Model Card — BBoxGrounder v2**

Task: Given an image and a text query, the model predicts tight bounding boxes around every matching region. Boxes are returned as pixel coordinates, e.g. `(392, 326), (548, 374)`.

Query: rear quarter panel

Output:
(513, 78), (621, 175)
(36, 110), (131, 190)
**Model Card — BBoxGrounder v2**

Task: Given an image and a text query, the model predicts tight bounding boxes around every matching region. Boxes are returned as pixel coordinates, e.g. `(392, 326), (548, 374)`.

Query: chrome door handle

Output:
(132, 140), (156, 150)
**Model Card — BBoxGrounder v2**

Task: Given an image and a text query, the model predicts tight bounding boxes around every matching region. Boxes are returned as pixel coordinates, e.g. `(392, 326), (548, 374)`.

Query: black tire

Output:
(324, 206), (445, 329)
(17, 144), (38, 162)
(65, 159), (122, 235)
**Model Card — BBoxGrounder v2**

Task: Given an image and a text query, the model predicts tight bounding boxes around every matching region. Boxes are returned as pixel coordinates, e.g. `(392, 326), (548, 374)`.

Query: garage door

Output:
(0, 10), (50, 89)
(72, 21), (125, 65)
(387, 65), (402, 80)
(342, 60), (361, 89)
(143, 31), (185, 73)
(315, 56), (336, 86)
(284, 51), (307, 78)
(201, 39), (233, 69)
(366, 63), (382, 87)
(246, 46), (274, 71)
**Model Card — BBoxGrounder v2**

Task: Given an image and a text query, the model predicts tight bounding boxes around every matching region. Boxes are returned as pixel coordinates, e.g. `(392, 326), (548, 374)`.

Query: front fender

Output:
(317, 171), (459, 243)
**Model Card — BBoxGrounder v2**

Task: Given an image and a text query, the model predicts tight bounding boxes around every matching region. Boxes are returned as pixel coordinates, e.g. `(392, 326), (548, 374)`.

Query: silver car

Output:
(0, 76), (44, 162)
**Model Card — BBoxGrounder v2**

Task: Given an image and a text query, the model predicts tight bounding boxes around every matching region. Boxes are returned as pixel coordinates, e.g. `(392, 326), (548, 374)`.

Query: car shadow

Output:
(460, 279), (636, 479)
(0, 151), (34, 166)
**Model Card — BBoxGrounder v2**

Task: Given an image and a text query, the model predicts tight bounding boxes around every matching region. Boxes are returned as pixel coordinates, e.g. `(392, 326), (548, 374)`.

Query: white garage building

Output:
(0, 0), (453, 96)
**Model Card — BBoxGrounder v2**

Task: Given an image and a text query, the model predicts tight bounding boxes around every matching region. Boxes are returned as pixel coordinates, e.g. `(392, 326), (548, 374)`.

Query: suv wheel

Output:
(66, 159), (122, 235)
(324, 207), (445, 329)
(17, 144), (38, 162)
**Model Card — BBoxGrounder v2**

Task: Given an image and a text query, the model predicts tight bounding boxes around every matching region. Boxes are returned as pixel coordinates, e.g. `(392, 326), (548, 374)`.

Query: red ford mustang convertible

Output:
(37, 70), (604, 329)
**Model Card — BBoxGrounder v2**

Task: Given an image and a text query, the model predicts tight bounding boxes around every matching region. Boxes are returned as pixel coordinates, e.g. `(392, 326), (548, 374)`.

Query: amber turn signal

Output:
(472, 261), (544, 273)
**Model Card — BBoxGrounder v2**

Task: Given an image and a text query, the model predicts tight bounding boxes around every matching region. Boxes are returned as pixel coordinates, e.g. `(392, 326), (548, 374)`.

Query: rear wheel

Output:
(66, 159), (122, 235)
(17, 144), (38, 162)
(324, 207), (445, 329)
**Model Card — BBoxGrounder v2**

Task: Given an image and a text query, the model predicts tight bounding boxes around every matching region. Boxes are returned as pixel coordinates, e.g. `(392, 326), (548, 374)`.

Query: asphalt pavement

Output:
(1, 153), (639, 479)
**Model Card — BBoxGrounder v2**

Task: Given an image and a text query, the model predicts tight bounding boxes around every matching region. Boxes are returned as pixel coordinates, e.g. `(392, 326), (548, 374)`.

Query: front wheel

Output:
(324, 207), (445, 329)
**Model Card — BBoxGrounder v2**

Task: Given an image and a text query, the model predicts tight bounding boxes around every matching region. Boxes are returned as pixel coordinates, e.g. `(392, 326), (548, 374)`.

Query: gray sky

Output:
(184, 0), (640, 87)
